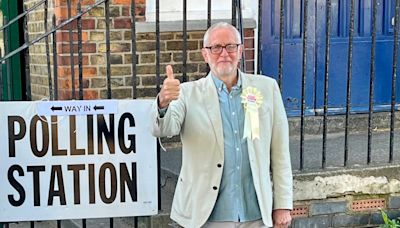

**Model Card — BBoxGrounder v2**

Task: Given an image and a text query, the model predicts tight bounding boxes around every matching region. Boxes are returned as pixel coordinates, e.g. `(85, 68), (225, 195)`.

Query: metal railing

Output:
(0, 0), (400, 227)
(0, 0), (246, 227)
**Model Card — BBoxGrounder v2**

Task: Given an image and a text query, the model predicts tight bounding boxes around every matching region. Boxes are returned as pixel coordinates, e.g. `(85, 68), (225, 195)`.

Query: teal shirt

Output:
(208, 73), (262, 222)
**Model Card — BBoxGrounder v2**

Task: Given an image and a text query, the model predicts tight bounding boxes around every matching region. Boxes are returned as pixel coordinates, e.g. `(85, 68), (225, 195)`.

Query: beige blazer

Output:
(150, 72), (293, 228)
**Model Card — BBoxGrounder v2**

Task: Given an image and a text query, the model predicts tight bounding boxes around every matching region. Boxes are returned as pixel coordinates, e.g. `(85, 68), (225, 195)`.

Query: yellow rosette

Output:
(241, 87), (263, 140)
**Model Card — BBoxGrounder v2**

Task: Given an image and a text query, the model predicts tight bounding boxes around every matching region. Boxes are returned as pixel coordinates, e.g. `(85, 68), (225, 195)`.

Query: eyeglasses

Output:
(204, 44), (241, 54)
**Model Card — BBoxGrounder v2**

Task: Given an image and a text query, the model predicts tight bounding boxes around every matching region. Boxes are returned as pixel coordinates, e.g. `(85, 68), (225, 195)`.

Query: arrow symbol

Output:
(51, 106), (62, 111)
(94, 105), (104, 111)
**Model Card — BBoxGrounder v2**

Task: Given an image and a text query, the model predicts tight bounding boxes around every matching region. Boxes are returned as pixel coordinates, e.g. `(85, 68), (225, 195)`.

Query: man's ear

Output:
(238, 44), (244, 57)
(201, 48), (209, 63)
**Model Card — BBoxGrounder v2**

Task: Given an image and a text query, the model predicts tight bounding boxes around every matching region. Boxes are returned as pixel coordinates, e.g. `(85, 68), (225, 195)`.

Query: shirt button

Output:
(217, 163), (222, 168)
(213, 186), (218, 190)
(236, 166), (240, 170)
(234, 130), (238, 134)
(236, 147), (239, 151)
(230, 95), (233, 99)
(232, 112), (235, 116)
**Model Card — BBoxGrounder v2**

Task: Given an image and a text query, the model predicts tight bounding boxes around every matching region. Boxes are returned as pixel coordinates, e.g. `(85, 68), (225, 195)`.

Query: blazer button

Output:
(217, 163), (222, 168)
(213, 186), (218, 190)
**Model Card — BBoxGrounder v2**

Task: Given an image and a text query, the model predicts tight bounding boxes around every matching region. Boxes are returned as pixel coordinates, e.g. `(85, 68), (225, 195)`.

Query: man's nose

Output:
(220, 47), (229, 56)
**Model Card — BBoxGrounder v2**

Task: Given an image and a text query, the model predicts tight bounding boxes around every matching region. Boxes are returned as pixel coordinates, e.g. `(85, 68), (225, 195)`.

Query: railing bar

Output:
(367, 0), (378, 164)
(78, 0), (83, 100)
(3, 17), (10, 100)
(322, 0), (332, 169)
(232, 0), (237, 27)
(389, 0), (399, 163)
(6, 49), (11, 99)
(237, 0), (246, 72)
(105, 0), (112, 99)
(23, 2), (31, 101)
(0, 0), (106, 64)
(67, 0), (76, 99)
(182, 0), (187, 82)
(0, 0), (46, 32)
(257, 0), (262, 74)
(44, 0), (53, 100)
(156, 0), (160, 93)
(30, 221), (34, 228)
(53, 15), (59, 101)
(300, 0), (309, 171)
(109, 218), (113, 228)
(344, 0), (356, 167)
(0, 49), (3, 100)
(131, 0), (137, 99)
(278, 0), (285, 90)
(82, 219), (86, 228)
(57, 220), (61, 228)
(156, 0), (162, 212)
(207, 0), (211, 28)
(134, 217), (138, 228)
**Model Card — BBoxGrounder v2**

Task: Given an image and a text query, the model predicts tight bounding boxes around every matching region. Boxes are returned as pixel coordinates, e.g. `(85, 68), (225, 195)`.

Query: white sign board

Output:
(0, 100), (157, 222)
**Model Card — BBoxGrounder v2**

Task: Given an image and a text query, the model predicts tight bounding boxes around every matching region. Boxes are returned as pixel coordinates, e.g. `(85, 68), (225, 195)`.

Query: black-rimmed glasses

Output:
(204, 44), (241, 54)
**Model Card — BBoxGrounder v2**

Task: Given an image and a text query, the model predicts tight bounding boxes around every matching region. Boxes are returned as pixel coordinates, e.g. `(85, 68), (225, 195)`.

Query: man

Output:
(150, 22), (293, 228)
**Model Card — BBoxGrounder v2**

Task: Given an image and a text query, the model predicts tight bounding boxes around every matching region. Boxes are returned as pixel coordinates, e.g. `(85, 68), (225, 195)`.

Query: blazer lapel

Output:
(202, 74), (224, 156)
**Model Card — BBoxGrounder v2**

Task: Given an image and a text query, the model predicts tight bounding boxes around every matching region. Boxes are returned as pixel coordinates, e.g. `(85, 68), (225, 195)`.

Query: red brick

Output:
(54, 0), (95, 7)
(58, 78), (89, 89)
(58, 89), (98, 100)
(57, 55), (89, 66)
(114, 18), (132, 29)
(57, 43), (96, 54)
(58, 66), (97, 78)
(83, 90), (100, 99)
(58, 19), (95, 30)
(113, 0), (130, 4)
(245, 49), (254, 58)
(291, 205), (309, 218)
(352, 199), (386, 212)
(244, 29), (254, 37)
(245, 60), (254, 72)
(54, 6), (78, 19)
(244, 38), (254, 49)
(56, 31), (88, 42)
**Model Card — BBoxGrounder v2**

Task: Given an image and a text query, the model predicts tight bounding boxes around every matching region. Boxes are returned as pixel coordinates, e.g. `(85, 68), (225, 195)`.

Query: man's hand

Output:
(273, 209), (291, 228)
(158, 65), (180, 108)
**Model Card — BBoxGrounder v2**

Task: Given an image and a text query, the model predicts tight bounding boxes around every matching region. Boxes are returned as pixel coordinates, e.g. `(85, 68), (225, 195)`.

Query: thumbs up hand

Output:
(158, 65), (181, 109)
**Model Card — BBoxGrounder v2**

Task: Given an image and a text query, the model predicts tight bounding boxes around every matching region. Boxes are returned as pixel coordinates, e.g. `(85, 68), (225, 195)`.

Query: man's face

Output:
(201, 27), (243, 78)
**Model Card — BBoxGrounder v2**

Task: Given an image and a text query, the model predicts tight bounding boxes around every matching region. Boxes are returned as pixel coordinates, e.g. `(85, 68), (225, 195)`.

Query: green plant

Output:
(380, 209), (400, 228)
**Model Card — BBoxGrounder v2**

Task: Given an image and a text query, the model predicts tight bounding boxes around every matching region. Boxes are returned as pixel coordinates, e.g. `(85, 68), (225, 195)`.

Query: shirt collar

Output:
(211, 71), (242, 93)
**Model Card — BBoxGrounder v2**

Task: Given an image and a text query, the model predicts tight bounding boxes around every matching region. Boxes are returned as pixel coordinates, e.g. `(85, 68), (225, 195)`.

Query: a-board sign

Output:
(0, 100), (157, 222)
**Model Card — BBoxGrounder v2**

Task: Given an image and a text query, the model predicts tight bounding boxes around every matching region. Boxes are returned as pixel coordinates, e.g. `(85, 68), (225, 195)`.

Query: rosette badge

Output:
(241, 87), (263, 140)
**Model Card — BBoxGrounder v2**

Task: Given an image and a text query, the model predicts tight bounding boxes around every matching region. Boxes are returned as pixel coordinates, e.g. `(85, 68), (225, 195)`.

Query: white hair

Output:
(203, 22), (242, 47)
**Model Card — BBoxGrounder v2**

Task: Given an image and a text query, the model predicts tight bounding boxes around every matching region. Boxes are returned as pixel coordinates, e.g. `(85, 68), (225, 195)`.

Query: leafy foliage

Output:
(380, 210), (400, 228)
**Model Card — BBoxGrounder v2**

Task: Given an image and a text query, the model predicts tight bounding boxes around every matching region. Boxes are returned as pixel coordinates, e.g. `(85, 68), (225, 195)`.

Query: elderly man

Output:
(150, 22), (293, 228)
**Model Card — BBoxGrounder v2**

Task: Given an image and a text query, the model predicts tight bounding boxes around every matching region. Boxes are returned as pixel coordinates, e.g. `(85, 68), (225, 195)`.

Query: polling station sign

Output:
(0, 100), (157, 222)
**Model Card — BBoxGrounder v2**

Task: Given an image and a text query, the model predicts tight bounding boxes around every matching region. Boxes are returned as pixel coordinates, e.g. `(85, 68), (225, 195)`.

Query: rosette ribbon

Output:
(241, 87), (263, 140)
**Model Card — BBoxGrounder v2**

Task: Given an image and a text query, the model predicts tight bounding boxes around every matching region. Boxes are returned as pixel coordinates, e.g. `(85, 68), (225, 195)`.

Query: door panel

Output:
(261, 0), (316, 116)
(261, 0), (400, 115)
(315, 0), (400, 113)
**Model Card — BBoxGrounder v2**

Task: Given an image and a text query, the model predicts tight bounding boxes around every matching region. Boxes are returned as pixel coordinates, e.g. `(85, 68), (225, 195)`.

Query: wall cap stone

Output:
(136, 19), (256, 33)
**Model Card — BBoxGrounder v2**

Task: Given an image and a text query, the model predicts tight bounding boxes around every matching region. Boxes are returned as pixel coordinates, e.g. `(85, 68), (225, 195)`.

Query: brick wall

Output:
(25, 0), (53, 100)
(27, 0), (254, 100)
(291, 195), (400, 227)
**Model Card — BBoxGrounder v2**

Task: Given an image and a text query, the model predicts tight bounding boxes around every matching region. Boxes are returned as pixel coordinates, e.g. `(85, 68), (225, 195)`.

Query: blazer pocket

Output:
(172, 177), (193, 219)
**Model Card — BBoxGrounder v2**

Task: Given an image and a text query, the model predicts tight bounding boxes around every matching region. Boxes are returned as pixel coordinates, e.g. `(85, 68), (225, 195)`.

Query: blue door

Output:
(261, 0), (400, 116)
(261, 0), (316, 116)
